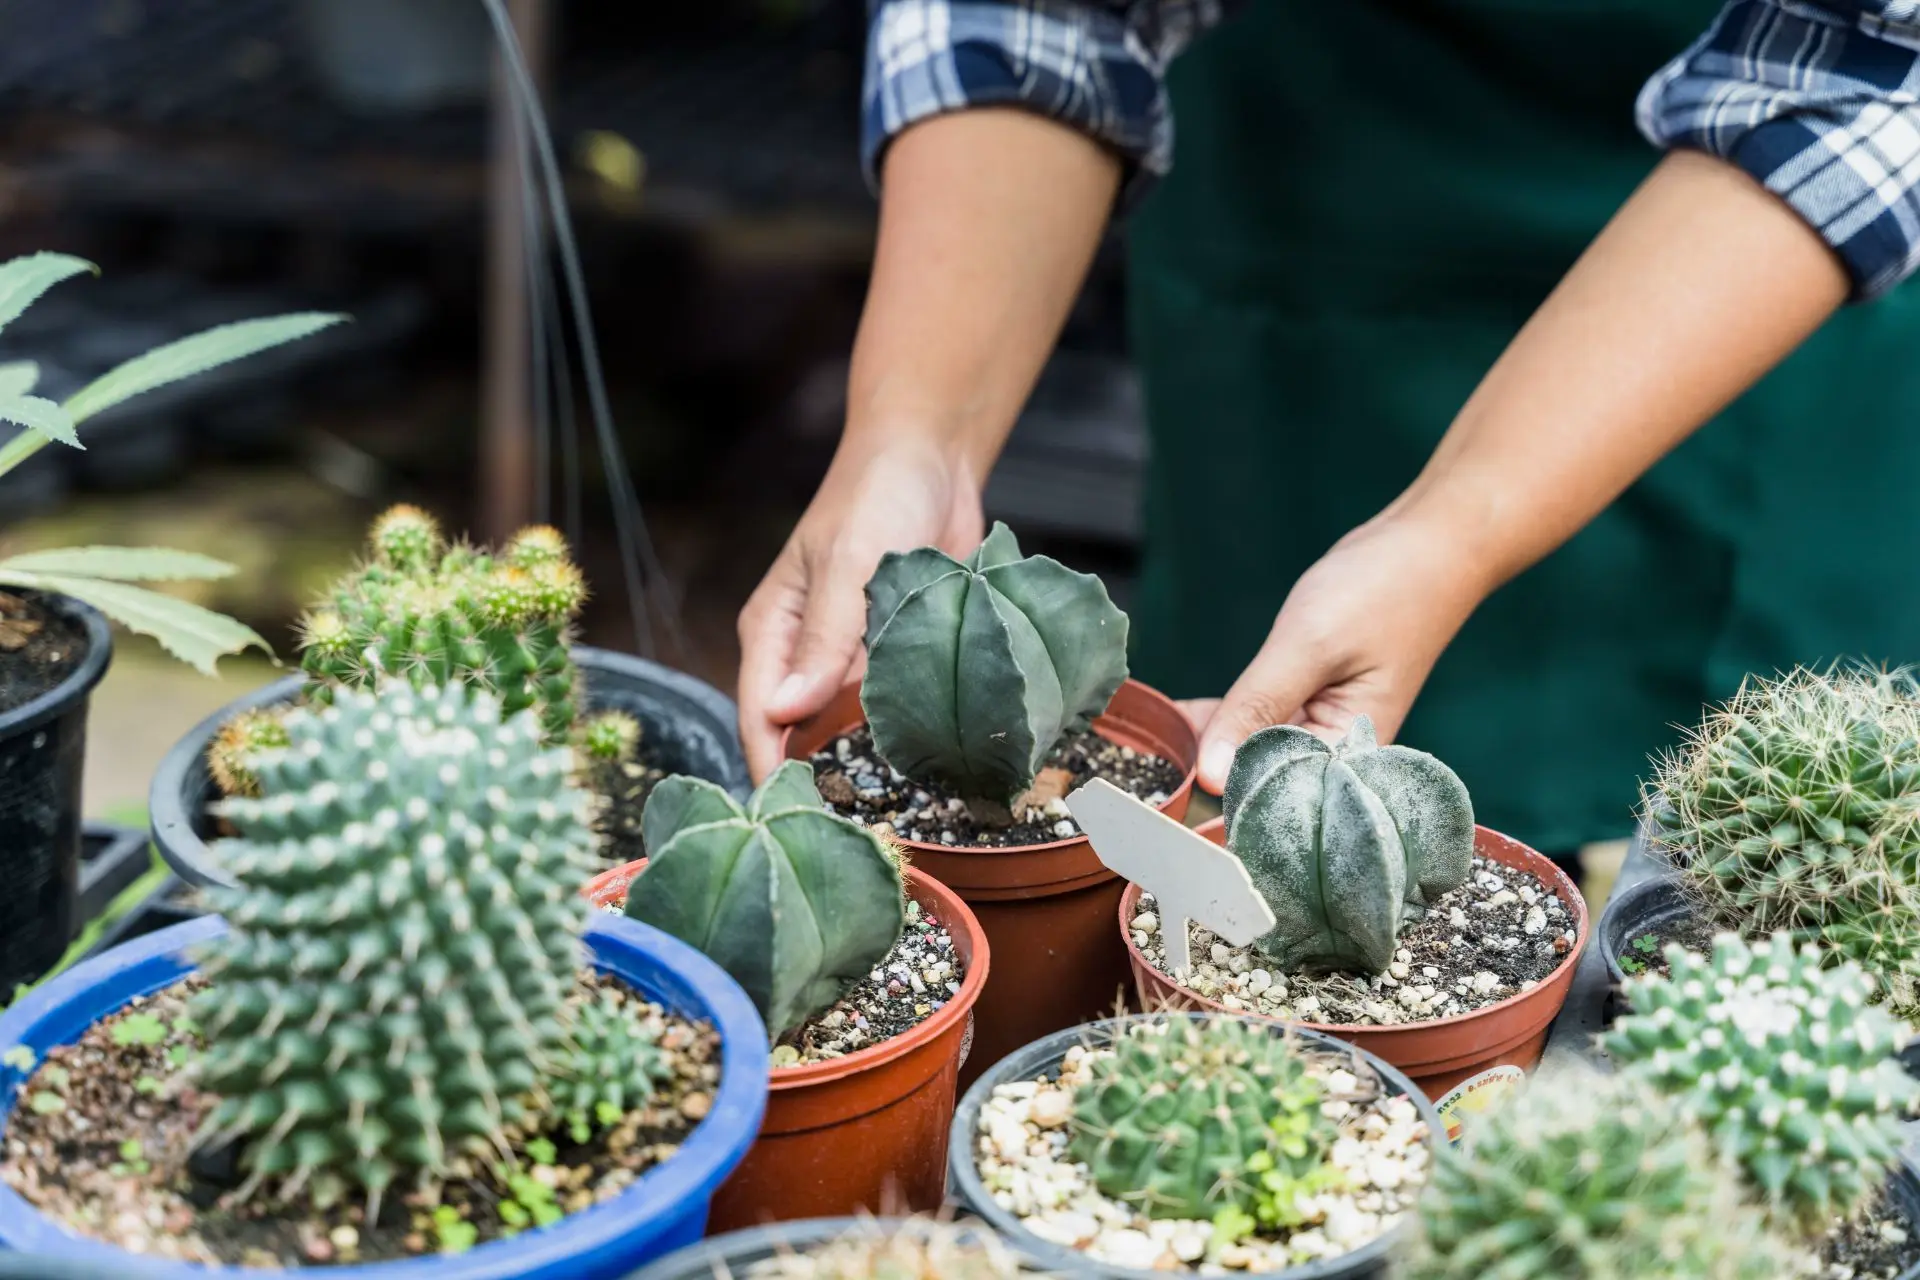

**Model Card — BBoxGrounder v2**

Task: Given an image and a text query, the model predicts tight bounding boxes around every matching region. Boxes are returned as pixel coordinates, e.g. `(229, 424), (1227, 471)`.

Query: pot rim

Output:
(1595, 871), (1698, 989)
(776, 678), (1200, 859)
(947, 1011), (1442, 1280)
(619, 1215), (1015, 1280)
(0, 591), (113, 740)
(587, 861), (992, 1092)
(1118, 817), (1590, 1037)
(0, 914), (770, 1280)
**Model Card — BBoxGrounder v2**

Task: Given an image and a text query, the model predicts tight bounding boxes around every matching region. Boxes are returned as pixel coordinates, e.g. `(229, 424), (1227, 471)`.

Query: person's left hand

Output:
(1181, 509), (1495, 794)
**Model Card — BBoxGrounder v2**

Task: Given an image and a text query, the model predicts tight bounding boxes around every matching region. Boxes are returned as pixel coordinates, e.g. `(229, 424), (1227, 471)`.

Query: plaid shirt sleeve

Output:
(1639, 1), (1920, 299)
(862, 1), (1232, 203)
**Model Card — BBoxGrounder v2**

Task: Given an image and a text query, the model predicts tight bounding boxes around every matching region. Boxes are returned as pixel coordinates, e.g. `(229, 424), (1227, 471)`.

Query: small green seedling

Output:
(1632, 934), (1660, 956)
(524, 1137), (557, 1167)
(111, 1013), (167, 1048)
(1619, 956), (1644, 975)
(1, 1046), (34, 1072)
(27, 1092), (63, 1115)
(431, 1205), (478, 1255)
(134, 1075), (163, 1096)
(110, 1139), (151, 1177)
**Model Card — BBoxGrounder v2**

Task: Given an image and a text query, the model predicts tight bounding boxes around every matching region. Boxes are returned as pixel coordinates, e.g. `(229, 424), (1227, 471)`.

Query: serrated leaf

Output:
(0, 547), (236, 582)
(0, 395), (80, 449)
(0, 570), (271, 675)
(0, 253), (93, 338)
(0, 362), (38, 398)
(65, 312), (346, 425)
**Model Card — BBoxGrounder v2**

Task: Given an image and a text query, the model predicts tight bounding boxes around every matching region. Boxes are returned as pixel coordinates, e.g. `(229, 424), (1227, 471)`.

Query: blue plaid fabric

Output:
(865, 0), (1920, 298)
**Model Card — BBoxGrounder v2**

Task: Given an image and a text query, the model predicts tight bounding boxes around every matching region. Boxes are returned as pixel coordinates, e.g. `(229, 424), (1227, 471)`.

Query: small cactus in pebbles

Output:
(1604, 931), (1920, 1235)
(553, 990), (672, 1143)
(191, 680), (598, 1210)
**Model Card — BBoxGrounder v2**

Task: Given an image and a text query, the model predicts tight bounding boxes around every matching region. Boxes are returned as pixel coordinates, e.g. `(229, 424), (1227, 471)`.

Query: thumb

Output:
(1196, 643), (1323, 795)
(767, 556), (869, 722)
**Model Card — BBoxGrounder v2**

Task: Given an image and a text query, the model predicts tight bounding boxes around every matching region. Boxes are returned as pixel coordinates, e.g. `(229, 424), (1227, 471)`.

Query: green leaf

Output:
(0, 396), (80, 449)
(0, 253), (93, 337)
(111, 1013), (167, 1047)
(119, 1139), (143, 1160)
(525, 1137), (556, 1166)
(0, 570), (271, 675)
(0, 362), (38, 398)
(0, 547), (236, 582)
(0, 1046), (33, 1072)
(65, 312), (346, 425)
(134, 1075), (162, 1096)
(27, 1091), (64, 1115)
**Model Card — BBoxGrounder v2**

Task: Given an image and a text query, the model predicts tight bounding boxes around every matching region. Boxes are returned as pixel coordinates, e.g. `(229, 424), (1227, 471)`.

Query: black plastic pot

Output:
(149, 646), (749, 888)
(948, 1014), (1443, 1280)
(1597, 874), (1697, 990)
(622, 1216), (1023, 1280)
(0, 594), (111, 995)
(75, 822), (155, 940)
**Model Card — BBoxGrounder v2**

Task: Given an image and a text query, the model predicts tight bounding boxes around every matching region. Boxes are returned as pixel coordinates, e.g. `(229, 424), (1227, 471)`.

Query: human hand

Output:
(1185, 511), (1495, 794)
(737, 442), (984, 780)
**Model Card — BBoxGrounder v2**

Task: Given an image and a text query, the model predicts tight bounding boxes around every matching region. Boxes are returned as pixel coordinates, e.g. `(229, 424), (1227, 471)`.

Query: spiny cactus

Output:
(1067, 1016), (1341, 1223)
(1646, 666), (1920, 1009)
(744, 1218), (1029, 1279)
(207, 707), (291, 798)
(625, 761), (906, 1039)
(553, 989), (672, 1144)
(298, 508), (586, 743)
(191, 681), (597, 1211)
(577, 709), (656, 867)
(861, 521), (1128, 805)
(1604, 932), (1919, 1235)
(1406, 1070), (1795, 1280)
(1224, 716), (1473, 975)
(580, 709), (642, 765)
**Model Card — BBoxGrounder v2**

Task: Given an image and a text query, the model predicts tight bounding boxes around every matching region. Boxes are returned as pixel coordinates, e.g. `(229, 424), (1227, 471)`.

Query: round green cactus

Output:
(1224, 716), (1474, 975)
(1067, 1016), (1340, 1223)
(297, 507), (586, 743)
(192, 681), (597, 1208)
(1646, 666), (1920, 1009)
(1407, 1070), (1795, 1280)
(860, 521), (1128, 805)
(1604, 932), (1920, 1235)
(625, 761), (906, 1039)
(579, 709), (642, 764)
(553, 989), (672, 1143)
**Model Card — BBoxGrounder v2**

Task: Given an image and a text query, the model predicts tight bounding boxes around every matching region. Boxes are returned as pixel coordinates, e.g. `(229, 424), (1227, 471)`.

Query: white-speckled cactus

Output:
(860, 522), (1128, 805)
(1604, 932), (1920, 1235)
(1224, 716), (1473, 975)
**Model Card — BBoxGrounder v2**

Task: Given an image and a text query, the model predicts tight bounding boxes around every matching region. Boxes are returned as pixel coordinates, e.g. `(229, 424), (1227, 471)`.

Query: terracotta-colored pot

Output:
(1121, 818), (1588, 1103)
(781, 679), (1198, 1090)
(583, 860), (990, 1228)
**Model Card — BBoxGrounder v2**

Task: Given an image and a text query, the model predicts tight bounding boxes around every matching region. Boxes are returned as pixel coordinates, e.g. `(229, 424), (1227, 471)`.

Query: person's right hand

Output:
(737, 442), (985, 780)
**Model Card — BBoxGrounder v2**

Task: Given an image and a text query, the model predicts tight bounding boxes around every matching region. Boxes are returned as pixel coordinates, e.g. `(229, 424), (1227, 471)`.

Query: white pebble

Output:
(1134, 912), (1159, 936)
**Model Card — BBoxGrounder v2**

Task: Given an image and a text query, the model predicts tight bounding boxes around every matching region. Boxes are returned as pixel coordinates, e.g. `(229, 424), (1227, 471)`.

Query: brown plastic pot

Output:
(781, 679), (1198, 1090)
(1120, 818), (1588, 1102)
(583, 859), (990, 1229)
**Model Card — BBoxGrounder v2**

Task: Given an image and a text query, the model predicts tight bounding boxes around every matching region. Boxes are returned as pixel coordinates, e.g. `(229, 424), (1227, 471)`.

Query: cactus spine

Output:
(207, 707), (291, 798)
(1224, 716), (1474, 975)
(1604, 932), (1920, 1236)
(1066, 1016), (1341, 1223)
(191, 681), (598, 1210)
(860, 522), (1128, 805)
(625, 761), (906, 1038)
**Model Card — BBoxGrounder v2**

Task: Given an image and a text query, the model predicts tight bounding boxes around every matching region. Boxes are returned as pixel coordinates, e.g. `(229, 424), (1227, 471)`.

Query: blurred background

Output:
(0, 0), (1150, 822)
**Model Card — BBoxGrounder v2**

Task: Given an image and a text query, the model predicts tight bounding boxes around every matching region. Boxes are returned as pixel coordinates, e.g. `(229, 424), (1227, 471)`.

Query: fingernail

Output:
(771, 672), (809, 710)
(1200, 740), (1235, 786)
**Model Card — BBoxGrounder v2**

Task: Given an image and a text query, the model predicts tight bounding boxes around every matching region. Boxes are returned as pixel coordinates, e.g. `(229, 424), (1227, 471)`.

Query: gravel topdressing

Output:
(810, 724), (1184, 848)
(1132, 856), (1577, 1026)
(0, 974), (718, 1268)
(973, 1035), (1430, 1272)
(1821, 1185), (1920, 1279)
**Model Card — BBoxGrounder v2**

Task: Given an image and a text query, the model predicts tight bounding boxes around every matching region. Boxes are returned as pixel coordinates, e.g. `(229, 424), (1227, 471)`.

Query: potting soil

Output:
(1134, 856), (1576, 1026)
(0, 593), (84, 716)
(779, 896), (965, 1066)
(811, 725), (1184, 848)
(1820, 1186), (1920, 1279)
(1620, 911), (1719, 981)
(584, 747), (670, 868)
(0, 973), (719, 1267)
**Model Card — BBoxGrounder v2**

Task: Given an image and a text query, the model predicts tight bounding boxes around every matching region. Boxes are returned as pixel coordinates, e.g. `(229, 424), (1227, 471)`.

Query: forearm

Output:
(1390, 150), (1850, 593)
(835, 108), (1120, 488)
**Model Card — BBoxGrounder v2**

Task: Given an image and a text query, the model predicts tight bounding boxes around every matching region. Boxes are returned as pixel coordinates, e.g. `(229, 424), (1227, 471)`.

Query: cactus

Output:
(191, 681), (597, 1210)
(298, 508), (586, 743)
(1604, 932), (1919, 1235)
(206, 707), (291, 798)
(1223, 716), (1474, 975)
(576, 709), (659, 867)
(1406, 1070), (1795, 1280)
(553, 989), (672, 1144)
(580, 709), (642, 765)
(1067, 1016), (1341, 1223)
(860, 522), (1128, 805)
(1645, 665), (1920, 1008)
(744, 1217), (1029, 1279)
(625, 762), (906, 1039)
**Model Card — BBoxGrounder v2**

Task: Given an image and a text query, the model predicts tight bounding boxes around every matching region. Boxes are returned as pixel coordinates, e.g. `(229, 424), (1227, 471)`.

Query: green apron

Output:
(1128, 0), (1920, 853)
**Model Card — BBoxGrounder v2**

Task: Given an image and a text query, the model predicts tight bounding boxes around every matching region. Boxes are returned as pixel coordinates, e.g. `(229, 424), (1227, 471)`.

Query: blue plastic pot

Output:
(0, 914), (770, 1280)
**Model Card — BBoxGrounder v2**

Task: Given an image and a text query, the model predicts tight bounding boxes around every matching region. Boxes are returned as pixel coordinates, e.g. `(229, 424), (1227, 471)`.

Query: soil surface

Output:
(1616, 911), (1718, 981)
(585, 748), (671, 868)
(1820, 1185), (1920, 1279)
(0, 592), (85, 717)
(0, 972), (718, 1268)
(1134, 856), (1577, 1026)
(811, 724), (1184, 848)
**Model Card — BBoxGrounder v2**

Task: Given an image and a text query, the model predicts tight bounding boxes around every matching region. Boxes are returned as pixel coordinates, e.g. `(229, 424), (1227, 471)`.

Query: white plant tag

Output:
(1065, 778), (1275, 977)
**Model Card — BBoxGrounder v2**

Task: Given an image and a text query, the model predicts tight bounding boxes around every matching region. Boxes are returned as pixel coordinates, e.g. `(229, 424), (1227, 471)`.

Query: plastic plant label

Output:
(1435, 1065), (1528, 1145)
(1065, 778), (1275, 976)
